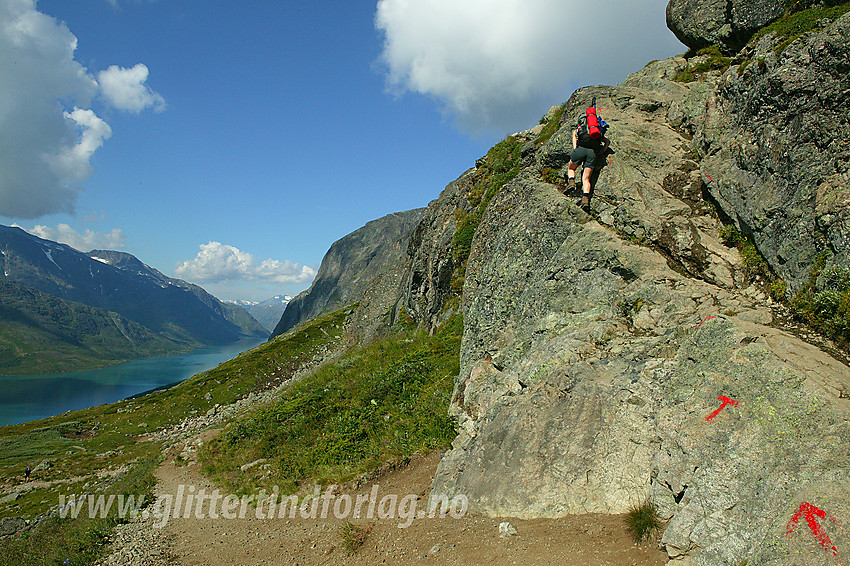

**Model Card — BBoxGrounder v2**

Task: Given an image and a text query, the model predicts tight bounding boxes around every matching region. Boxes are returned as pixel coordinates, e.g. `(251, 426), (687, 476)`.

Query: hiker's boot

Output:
(580, 194), (591, 212)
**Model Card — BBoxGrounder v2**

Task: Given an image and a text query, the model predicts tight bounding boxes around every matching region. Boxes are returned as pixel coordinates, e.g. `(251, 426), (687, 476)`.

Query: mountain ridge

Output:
(270, 208), (426, 339)
(0, 225), (267, 373)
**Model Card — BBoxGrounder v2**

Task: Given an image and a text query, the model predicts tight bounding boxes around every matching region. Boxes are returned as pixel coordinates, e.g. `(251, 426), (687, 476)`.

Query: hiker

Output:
(24, 466), (31, 482)
(566, 99), (610, 212)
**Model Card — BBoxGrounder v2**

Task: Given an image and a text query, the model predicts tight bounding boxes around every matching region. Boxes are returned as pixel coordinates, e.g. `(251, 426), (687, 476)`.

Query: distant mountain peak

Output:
(226, 294), (293, 334)
(0, 225), (268, 373)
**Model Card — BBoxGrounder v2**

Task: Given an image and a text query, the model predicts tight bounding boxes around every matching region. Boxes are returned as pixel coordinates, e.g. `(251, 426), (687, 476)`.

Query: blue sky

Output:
(1, 0), (683, 301)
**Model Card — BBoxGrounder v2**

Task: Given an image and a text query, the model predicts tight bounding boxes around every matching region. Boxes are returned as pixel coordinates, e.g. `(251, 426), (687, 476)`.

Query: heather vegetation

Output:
(200, 314), (461, 494)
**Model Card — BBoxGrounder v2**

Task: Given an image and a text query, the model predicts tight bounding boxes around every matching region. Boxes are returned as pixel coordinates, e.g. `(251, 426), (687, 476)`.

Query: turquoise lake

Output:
(0, 338), (264, 427)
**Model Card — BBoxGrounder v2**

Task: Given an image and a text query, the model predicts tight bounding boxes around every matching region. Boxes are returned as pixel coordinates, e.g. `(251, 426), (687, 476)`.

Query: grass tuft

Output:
(339, 520), (372, 554)
(718, 225), (774, 282)
(625, 500), (662, 544)
(753, 3), (850, 54)
(674, 45), (732, 82)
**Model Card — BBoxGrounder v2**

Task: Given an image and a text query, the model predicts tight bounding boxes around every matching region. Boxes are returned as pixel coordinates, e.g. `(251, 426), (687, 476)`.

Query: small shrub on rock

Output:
(625, 500), (662, 543)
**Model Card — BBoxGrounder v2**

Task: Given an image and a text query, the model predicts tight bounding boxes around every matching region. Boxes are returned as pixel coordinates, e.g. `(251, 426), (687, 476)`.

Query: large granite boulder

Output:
(666, 0), (785, 53)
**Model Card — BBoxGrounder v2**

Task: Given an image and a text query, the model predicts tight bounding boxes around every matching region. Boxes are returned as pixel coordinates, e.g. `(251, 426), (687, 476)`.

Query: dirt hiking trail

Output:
(138, 439), (668, 566)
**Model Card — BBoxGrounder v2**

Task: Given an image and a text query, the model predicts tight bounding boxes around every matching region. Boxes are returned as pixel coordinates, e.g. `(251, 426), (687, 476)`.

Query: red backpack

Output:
(586, 104), (602, 139)
(577, 97), (608, 148)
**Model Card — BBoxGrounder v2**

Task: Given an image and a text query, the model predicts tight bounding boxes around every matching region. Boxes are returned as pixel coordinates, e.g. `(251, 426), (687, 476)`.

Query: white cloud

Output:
(0, 0), (97, 217)
(98, 64), (165, 113)
(175, 242), (317, 285)
(14, 223), (126, 251)
(375, 0), (683, 134)
(50, 107), (113, 182)
(0, 0), (163, 219)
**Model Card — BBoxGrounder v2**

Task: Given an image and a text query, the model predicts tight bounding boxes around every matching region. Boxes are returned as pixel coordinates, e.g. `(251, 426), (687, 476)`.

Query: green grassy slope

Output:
(0, 306), (351, 565)
(201, 313), (461, 495)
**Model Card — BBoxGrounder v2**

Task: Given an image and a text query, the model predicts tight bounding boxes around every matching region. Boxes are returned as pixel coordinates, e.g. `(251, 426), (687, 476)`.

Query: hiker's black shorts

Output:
(570, 146), (599, 169)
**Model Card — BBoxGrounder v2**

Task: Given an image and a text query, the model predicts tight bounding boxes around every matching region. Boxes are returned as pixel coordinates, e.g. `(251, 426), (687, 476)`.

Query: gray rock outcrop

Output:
(700, 11), (850, 294)
(414, 46), (849, 566)
(666, 0), (785, 53)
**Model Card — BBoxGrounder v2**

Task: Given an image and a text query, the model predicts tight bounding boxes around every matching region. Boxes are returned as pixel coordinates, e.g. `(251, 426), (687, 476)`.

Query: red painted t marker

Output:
(705, 395), (739, 422)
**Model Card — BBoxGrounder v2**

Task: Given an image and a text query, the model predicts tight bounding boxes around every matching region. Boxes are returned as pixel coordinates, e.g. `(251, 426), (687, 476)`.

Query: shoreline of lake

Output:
(0, 337), (264, 427)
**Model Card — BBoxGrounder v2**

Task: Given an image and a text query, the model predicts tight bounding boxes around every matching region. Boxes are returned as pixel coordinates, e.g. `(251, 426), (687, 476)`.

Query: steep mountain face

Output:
(270, 209), (426, 339)
(254, 6), (850, 565)
(398, 168), (484, 332)
(700, 11), (850, 294)
(0, 226), (267, 372)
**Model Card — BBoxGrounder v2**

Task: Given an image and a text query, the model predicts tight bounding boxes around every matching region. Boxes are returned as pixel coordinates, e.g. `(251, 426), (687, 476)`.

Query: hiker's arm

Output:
(572, 129), (578, 150)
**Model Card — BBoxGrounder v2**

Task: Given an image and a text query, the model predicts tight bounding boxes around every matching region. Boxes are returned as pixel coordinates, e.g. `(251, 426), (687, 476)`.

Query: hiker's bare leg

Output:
(567, 161), (578, 182)
(581, 166), (593, 195)
(579, 166), (594, 211)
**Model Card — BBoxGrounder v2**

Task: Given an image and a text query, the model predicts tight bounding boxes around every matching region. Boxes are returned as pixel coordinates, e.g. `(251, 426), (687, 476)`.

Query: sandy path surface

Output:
(152, 438), (668, 566)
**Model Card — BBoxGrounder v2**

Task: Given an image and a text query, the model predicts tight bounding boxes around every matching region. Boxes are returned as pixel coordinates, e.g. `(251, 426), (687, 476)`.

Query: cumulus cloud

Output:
(14, 223), (126, 251)
(98, 64), (166, 113)
(0, 0), (163, 219)
(175, 242), (317, 285)
(375, 0), (683, 134)
(51, 108), (113, 182)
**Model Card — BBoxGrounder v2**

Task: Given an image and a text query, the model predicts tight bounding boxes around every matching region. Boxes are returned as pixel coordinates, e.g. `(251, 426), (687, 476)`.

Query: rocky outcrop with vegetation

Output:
(700, 7), (850, 296)
(387, 6), (850, 565)
(666, 0), (785, 53)
(247, 4), (850, 565)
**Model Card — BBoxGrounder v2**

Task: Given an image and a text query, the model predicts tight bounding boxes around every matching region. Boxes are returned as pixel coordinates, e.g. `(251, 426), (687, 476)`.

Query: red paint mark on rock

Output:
(786, 502), (842, 563)
(697, 315), (716, 329)
(705, 174), (714, 182)
(705, 395), (739, 422)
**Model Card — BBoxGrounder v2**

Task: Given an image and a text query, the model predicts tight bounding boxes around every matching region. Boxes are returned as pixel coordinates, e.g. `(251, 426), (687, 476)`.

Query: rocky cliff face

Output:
(273, 5), (850, 564)
(392, 9), (850, 566)
(700, 10), (850, 295)
(270, 208), (425, 339)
